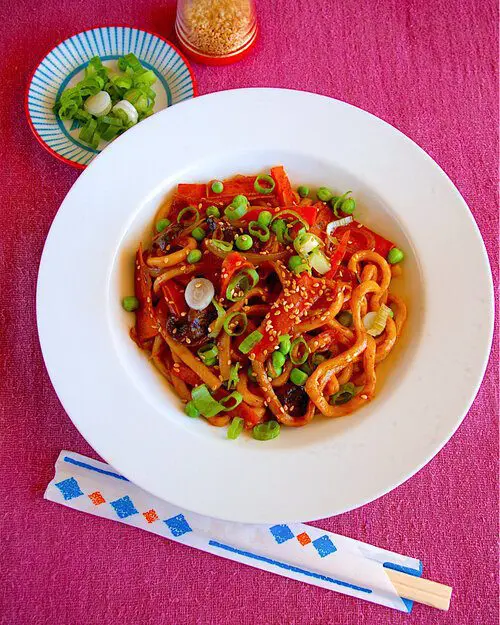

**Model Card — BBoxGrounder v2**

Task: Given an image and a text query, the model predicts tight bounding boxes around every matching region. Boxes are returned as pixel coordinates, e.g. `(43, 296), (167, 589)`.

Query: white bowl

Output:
(37, 88), (494, 523)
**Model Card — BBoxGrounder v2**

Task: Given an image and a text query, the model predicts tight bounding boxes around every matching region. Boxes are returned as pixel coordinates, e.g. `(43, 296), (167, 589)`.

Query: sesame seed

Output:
(361, 394), (368, 400)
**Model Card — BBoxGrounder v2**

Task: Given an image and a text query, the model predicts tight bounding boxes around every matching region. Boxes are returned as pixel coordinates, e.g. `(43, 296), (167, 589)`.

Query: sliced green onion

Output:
(156, 218), (171, 233)
(254, 174), (275, 195)
(363, 304), (392, 337)
(187, 249), (202, 264)
(337, 310), (353, 327)
(227, 416), (244, 439)
(272, 351), (286, 370)
(111, 99), (138, 125)
(290, 368), (309, 386)
(288, 255), (310, 274)
(197, 343), (219, 366)
(227, 363), (241, 390)
(309, 249), (331, 275)
(191, 384), (225, 417)
(248, 221), (270, 242)
(192, 227), (206, 241)
(133, 68), (157, 88)
(387, 248), (405, 264)
(225, 203), (248, 220)
(223, 311), (248, 336)
(209, 239), (234, 254)
(122, 296), (139, 312)
(270, 210), (309, 233)
(208, 298), (226, 338)
(185, 278), (215, 311)
(111, 74), (133, 90)
(252, 420), (280, 441)
(294, 232), (321, 256)
(317, 187), (334, 202)
(332, 191), (353, 217)
(185, 401), (200, 418)
(119, 53), (143, 73)
(206, 206), (220, 218)
(84, 90), (112, 117)
(297, 185), (309, 198)
(177, 206), (199, 226)
(257, 211), (273, 227)
(311, 352), (328, 367)
(271, 219), (287, 243)
(331, 382), (356, 405)
(235, 234), (253, 250)
(278, 334), (291, 355)
(239, 330), (263, 354)
(211, 180), (224, 194)
(290, 337), (310, 365)
(220, 391), (243, 411)
(226, 268), (259, 302)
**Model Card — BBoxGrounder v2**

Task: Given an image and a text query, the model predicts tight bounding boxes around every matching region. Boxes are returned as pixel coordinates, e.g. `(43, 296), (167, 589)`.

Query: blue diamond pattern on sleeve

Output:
(55, 477), (84, 500)
(312, 535), (337, 557)
(164, 514), (192, 537)
(269, 524), (295, 544)
(110, 495), (139, 519)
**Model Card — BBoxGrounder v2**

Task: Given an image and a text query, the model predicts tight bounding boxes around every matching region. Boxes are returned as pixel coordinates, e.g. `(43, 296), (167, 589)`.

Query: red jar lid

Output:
(175, 23), (257, 66)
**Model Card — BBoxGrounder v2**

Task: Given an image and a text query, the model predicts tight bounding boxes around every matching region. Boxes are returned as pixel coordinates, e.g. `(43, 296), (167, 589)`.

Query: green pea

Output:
(271, 366), (283, 379)
(235, 234), (253, 251)
(387, 248), (405, 264)
(290, 368), (309, 386)
(206, 206), (220, 218)
(211, 180), (224, 194)
(272, 351), (286, 370)
(337, 310), (353, 327)
(317, 187), (334, 202)
(297, 185), (309, 198)
(257, 210), (273, 227)
(156, 218), (171, 233)
(341, 198), (356, 214)
(122, 296), (139, 312)
(192, 227), (206, 241)
(187, 249), (202, 264)
(278, 334), (291, 355)
(185, 401), (200, 418)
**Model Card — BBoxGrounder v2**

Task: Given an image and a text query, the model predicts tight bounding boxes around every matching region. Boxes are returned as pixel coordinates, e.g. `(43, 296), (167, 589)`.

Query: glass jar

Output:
(175, 0), (257, 65)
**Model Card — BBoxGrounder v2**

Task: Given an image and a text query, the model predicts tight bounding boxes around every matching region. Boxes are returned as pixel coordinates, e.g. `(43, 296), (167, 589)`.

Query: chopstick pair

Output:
(45, 451), (452, 612)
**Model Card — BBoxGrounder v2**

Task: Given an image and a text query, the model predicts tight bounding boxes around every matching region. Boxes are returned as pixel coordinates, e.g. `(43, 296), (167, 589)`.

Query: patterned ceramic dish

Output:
(26, 26), (197, 169)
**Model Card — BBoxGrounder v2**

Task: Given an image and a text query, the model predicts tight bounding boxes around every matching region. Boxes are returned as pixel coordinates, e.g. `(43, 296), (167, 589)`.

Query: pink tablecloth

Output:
(1, 1), (498, 623)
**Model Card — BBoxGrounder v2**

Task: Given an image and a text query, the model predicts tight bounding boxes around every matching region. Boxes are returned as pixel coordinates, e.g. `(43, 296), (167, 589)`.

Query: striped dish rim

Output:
(25, 25), (199, 170)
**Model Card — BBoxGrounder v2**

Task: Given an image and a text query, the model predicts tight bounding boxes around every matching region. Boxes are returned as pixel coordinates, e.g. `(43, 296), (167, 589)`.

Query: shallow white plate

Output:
(37, 88), (494, 523)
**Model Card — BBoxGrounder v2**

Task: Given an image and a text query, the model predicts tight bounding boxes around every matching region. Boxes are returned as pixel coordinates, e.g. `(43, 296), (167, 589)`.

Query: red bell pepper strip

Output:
(177, 183), (207, 202)
(220, 252), (255, 300)
(161, 282), (187, 317)
(270, 166), (297, 207)
(335, 221), (394, 258)
(172, 361), (201, 386)
(251, 271), (320, 361)
(206, 175), (276, 201)
(134, 244), (159, 346)
(243, 204), (318, 227)
(325, 230), (351, 280)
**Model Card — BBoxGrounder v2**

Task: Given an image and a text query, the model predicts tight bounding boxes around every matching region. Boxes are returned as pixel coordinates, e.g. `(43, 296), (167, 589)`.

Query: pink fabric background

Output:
(1, 0), (498, 623)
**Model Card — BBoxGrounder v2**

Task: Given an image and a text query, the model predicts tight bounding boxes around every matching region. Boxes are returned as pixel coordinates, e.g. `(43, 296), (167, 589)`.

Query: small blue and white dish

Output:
(26, 26), (197, 168)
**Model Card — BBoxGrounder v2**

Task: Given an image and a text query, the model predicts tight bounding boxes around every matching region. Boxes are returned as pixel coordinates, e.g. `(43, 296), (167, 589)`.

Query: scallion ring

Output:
(331, 382), (357, 405)
(191, 384), (225, 418)
(248, 221), (271, 242)
(197, 343), (219, 366)
(223, 311), (248, 336)
(209, 240), (234, 253)
(220, 391), (243, 411)
(227, 417), (244, 440)
(254, 174), (276, 195)
(290, 337), (310, 365)
(177, 206), (199, 226)
(226, 268), (259, 302)
(239, 330), (263, 354)
(227, 363), (241, 390)
(252, 420), (280, 441)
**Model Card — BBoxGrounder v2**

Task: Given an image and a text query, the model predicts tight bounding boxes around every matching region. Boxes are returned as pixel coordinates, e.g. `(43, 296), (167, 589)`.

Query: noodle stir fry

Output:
(124, 166), (406, 440)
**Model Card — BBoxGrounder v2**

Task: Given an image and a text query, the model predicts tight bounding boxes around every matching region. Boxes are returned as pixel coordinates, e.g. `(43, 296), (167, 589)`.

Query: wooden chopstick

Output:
(385, 569), (452, 611)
